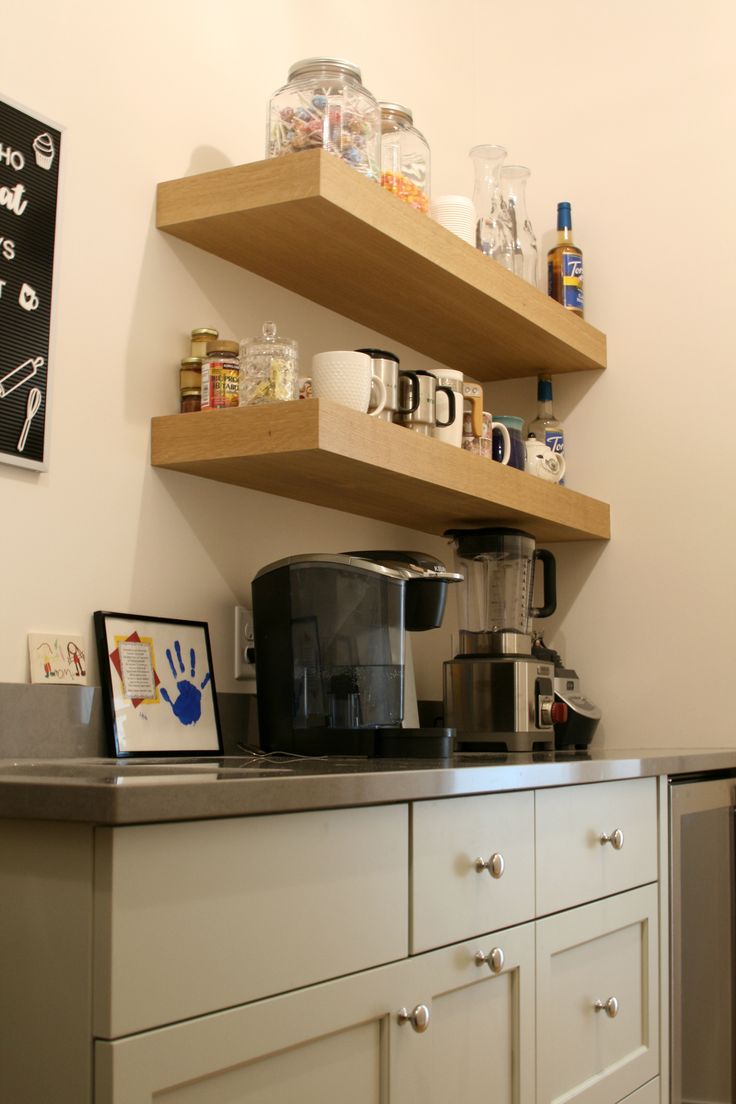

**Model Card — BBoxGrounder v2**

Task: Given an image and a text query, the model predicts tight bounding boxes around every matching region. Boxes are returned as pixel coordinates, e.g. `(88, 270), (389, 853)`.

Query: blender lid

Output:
(444, 527), (535, 554)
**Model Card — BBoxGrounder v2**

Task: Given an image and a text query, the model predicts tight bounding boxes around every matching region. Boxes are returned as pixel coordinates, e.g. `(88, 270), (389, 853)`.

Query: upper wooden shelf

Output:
(156, 151), (607, 382)
(151, 401), (610, 543)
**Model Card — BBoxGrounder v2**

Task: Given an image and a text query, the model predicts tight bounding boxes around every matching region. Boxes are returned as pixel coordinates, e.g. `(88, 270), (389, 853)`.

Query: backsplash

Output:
(0, 683), (257, 758)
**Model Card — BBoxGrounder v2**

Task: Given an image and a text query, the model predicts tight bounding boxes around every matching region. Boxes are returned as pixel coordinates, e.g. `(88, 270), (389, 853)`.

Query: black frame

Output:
(93, 610), (223, 758)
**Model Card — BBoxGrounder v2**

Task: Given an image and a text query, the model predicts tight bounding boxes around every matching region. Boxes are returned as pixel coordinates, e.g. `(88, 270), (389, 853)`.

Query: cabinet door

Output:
(536, 884), (659, 1104)
(535, 778), (658, 915)
(412, 790), (535, 951)
(393, 922), (535, 1104)
(96, 924), (535, 1104)
(96, 960), (398, 1104)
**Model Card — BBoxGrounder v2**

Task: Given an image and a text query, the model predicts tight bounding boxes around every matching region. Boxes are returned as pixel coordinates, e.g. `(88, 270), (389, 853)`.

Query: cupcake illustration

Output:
(32, 132), (55, 170)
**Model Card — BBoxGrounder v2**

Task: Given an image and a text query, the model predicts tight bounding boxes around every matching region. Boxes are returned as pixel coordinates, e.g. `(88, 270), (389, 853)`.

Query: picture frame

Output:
(93, 611), (223, 758)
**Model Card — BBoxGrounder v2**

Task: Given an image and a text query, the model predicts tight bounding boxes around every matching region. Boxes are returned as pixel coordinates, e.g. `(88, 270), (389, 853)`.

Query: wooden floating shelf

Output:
(157, 151), (607, 383)
(151, 401), (610, 543)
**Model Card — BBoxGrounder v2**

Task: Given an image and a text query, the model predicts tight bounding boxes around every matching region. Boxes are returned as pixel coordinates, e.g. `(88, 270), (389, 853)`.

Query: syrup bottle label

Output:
(561, 253), (584, 311)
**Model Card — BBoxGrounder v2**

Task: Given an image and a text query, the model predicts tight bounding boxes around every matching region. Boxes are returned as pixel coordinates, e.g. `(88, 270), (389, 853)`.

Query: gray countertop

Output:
(0, 747), (735, 825)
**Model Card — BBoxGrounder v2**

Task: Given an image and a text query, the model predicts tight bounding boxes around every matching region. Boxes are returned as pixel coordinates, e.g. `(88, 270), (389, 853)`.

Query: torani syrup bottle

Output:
(528, 375), (565, 483)
(547, 201), (583, 316)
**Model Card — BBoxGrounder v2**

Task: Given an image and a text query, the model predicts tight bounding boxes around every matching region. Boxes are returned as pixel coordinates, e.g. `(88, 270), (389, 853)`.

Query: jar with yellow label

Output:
(201, 340), (240, 410)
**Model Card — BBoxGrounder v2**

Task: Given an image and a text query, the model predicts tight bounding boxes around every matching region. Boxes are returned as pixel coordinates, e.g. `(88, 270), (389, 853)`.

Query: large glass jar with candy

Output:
(379, 103), (431, 214)
(267, 57), (381, 181)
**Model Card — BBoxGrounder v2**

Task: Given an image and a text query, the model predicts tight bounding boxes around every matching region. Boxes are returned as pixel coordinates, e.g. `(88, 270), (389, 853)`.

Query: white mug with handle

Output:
(311, 351), (387, 416)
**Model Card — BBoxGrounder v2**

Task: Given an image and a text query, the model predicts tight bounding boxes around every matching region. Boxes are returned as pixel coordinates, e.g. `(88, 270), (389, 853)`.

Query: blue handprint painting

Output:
(96, 612), (222, 756)
(160, 639), (211, 726)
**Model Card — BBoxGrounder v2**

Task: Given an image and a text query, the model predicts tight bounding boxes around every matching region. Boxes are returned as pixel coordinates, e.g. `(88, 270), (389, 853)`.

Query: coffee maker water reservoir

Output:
(252, 552), (460, 756)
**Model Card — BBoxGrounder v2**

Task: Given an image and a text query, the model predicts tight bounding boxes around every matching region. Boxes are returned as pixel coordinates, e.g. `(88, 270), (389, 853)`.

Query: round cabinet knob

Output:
(398, 1004), (431, 1032)
(599, 828), (625, 850)
(474, 852), (505, 878)
(474, 947), (505, 973)
(594, 996), (619, 1018)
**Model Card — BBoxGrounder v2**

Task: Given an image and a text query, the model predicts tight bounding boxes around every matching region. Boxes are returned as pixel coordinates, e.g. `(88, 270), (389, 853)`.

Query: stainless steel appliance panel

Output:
(670, 773), (736, 1104)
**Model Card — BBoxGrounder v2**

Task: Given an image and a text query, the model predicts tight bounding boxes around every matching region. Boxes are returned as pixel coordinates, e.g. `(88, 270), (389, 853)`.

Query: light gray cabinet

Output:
(0, 776), (664, 1104)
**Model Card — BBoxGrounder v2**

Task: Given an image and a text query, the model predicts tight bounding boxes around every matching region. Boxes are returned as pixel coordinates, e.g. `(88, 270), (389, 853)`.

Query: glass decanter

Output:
(470, 144), (513, 271)
(500, 165), (539, 287)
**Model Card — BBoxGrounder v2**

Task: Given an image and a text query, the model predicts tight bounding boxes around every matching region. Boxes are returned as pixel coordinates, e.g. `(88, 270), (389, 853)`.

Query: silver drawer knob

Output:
(475, 852), (505, 877)
(398, 1004), (431, 1032)
(594, 996), (619, 1018)
(599, 828), (624, 850)
(474, 947), (505, 973)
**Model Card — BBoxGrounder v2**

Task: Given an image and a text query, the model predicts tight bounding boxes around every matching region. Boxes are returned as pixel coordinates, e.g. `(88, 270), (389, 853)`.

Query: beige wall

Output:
(2, 0), (734, 747)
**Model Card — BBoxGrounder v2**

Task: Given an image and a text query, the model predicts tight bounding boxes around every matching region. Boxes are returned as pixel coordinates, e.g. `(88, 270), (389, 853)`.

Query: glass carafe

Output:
(500, 165), (539, 287)
(470, 145), (513, 271)
(446, 528), (556, 654)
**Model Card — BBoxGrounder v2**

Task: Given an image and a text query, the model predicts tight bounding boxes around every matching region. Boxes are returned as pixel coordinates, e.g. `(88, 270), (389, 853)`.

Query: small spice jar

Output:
(190, 327), (218, 358)
(180, 388), (201, 414)
(267, 57), (381, 181)
(201, 340), (240, 410)
(379, 103), (431, 213)
(179, 357), (202, 413)
(239, 321), (298, 405)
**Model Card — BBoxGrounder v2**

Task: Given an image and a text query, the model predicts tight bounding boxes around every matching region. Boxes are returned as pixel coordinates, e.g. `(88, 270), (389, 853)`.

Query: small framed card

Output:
(93, 611), (222, 757)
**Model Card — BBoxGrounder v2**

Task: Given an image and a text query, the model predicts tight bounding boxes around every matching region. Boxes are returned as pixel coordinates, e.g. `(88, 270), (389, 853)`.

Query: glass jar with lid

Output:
(240, 321), (298, 405)
(267, 57), (381, 181)
(379, 103), (431, 214)
(201, 340), (240, 411)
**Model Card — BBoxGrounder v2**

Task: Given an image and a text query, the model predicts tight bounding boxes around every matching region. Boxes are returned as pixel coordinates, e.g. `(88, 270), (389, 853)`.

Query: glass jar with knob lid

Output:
(239, 321), (299, 405)
(379, 103), (431, 214)
(267, 57), (381, 181)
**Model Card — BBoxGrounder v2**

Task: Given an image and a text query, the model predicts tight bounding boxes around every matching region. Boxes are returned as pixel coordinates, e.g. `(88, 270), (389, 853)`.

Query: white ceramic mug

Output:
(311, 351), (387, 416)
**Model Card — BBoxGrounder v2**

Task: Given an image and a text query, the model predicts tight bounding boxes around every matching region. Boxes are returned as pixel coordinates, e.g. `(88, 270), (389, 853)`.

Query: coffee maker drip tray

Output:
(444, 656), (557, 753)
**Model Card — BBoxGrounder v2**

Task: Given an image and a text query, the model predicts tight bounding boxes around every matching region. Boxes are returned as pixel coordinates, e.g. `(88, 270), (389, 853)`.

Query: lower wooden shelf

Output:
(150, 400), (611, 542)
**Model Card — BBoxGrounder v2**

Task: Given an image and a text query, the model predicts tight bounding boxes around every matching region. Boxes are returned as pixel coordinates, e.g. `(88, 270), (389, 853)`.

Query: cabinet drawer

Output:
(536, 778), (658, 914)
(93, 804), (408, 1038)
(411, 790), (535, 952)
(536, 884), (659, 1104)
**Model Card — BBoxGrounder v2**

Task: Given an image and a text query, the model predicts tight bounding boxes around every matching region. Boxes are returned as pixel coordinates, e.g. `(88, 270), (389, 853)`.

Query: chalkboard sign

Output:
(0, 97), (62, 470)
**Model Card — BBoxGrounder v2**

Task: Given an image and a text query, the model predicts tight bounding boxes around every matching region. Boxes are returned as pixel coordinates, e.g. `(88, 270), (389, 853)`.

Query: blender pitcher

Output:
(446, 527), (556, 656)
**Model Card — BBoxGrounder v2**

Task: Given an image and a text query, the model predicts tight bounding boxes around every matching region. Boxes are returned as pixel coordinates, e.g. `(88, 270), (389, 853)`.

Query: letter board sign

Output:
(0, 96), (62, 470)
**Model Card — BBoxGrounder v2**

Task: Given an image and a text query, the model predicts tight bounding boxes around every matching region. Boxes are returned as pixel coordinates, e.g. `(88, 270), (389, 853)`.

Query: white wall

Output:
(2, 0), (734, 748)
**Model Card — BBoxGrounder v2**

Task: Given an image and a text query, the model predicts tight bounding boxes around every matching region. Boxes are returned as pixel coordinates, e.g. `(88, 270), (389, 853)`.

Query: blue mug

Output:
(492, 415), (526, 470)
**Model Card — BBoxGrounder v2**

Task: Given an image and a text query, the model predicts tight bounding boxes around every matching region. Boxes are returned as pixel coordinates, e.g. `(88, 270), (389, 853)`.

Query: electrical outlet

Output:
(234, 606), (256, 682)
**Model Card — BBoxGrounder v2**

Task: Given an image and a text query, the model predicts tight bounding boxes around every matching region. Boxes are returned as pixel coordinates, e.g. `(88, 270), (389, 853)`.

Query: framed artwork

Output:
(93, 611), (222, 757)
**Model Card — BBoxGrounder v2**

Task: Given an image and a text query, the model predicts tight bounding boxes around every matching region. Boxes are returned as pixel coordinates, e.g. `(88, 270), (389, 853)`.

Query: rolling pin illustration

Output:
(0, 356), (44, 398)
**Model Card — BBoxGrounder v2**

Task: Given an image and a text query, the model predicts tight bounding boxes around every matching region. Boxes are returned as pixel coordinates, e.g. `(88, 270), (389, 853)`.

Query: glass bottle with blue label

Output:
(547, 201), (583, 316)
(528, 375), (565, 483)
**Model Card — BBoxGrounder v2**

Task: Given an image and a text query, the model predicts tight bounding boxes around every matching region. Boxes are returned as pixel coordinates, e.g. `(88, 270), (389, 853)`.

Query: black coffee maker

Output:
(252, 551), (461, 757)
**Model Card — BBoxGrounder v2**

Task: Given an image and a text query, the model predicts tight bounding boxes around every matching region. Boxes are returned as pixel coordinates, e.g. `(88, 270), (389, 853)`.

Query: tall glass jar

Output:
(267, 57), (381, 181)
(379, 103), (430, 214)
(500, 165), (539, 286)
(470, 144), (514, 271)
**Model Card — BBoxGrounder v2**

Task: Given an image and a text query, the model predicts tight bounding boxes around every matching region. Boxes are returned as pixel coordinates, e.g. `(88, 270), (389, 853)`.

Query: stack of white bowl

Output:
(430, 195), (476, 246)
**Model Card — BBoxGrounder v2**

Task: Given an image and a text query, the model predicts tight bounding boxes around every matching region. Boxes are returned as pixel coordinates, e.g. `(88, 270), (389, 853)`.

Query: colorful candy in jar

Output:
(267, 58), (381, 180)
(379, 103), (431, 214)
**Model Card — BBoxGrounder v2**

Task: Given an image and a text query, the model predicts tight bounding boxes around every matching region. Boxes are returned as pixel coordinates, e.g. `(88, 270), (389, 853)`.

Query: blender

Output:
(443, 527), (567, 751)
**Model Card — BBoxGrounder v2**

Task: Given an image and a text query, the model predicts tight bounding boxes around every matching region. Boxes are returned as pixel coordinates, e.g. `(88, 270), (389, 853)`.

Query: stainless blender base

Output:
(444, 656), (556, 753)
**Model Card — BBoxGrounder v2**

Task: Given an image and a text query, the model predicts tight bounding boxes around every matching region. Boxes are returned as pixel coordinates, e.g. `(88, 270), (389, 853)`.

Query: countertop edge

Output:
(0, 748), (734, 825)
